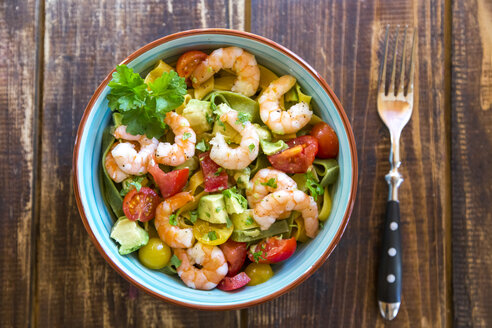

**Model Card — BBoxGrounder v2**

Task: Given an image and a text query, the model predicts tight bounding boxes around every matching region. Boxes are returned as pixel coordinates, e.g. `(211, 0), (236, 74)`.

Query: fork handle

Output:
(377, 200), (402, 319)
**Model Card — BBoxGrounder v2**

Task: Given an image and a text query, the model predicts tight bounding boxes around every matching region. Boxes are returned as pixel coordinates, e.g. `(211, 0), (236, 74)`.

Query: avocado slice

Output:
(260, 139), (288, 155)
(222, 187), (247, 215)
(182, 99), (213, 134)
(233, 167), (251, 189)
(110, 217), (149, 255)
(253, 124), (272, 141)
(198, 194), (229, 224)
(230, 209), (259, 230)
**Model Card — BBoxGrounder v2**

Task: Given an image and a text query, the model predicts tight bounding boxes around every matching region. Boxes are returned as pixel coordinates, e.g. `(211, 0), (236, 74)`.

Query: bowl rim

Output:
(72, 28), (358, 310)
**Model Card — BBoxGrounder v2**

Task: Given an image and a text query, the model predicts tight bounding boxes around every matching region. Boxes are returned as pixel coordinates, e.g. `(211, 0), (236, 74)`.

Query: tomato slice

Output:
(199, 152), (228, 192)
(147, 157), (189, 198)
(267, 136), (319, 173)
(310, 122), (339, 158)
(176, 50), (208, 86)
(122, 187), (159, 222)
(220, 240), (248, 277)
(217, 272), (251, 291)
(248, 237), (297, 264)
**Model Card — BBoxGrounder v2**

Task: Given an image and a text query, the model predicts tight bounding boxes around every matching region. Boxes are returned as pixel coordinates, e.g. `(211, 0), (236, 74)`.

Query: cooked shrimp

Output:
(111, 125), (158, 175)
(191, 47), (260, 97)
(155, 192), (195, 248)
(155, 111), (196, 166)
(174, 242), (228, 290)
(209, 107), (260, 170)
(246, 168), (297, 208)
(104, 143), (129, 183)
(253, 189), (319, 238)
(258, 75), (312, 134)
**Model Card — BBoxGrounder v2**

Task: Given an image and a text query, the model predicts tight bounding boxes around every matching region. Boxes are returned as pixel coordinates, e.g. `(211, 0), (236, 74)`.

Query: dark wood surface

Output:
(1, 0), (490, 327)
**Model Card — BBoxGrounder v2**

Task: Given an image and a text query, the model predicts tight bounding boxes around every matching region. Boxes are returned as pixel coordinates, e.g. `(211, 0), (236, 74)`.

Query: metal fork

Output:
(376, 25), (416, 321)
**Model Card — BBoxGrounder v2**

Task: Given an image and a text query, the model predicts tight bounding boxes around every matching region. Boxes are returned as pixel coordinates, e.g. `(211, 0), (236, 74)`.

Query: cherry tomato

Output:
(147, 157), (189, 198)
(310, 122), (339, 158)
(199, 152), (228, 192)
(244, 263), (273, 286)
(220, 240), (248, 277)
(267, 136), (319, 173)
(192, 219), (234, 246)
(217, 272), (251, 291)
(122, 187), (159, 222)
(138, 237), (171, 269)
(248, 237), (297, 264)
(176, 50), (208, 86)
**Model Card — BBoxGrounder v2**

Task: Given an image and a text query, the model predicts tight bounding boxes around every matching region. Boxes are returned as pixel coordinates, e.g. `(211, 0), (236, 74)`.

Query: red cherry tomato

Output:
(147, 157), (189, 198)
(310, 122), (339, 158)
(122, 187), (159, 222)
(217, 272), (251, 291)
(267, 136), (319, 173)
(176, 50), (208, 86)
(220, 240), (248, 277)
(248, 237), (297, 264)
(199, 152), (228, 192)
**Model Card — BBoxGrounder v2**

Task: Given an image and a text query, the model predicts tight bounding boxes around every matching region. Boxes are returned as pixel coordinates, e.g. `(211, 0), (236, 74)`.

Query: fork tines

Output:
(379, 25), (416, 97)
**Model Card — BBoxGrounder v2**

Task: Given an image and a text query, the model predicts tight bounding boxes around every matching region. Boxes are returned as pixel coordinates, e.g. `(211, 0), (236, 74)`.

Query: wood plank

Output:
(37, 1), (245, 326)
(0, 1), (38, 327)
(452, 0), (492, 326)
(249, 0), (451, 326)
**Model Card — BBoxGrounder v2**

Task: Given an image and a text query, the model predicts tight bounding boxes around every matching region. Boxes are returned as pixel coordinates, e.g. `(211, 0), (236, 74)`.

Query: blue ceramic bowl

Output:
(73, 29), (357, 309)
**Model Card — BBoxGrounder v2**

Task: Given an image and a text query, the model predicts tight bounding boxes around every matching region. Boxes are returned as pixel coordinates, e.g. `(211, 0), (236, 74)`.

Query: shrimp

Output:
(154, 192), (195, 248)
(104, 143), (129, 183)
(191, 47), (260, 97)
(155, 111), (196, 166)
(209, 107), (260, 170)
(258, 75), (312, 134)
(174, 242), (228, 290)
(111, 125), (158, 175)
(253, 189), (319, 238)
(246, 168), (297, 208)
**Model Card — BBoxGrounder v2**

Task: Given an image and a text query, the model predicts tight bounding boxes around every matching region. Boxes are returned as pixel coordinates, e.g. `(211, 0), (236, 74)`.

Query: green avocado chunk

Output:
(182, 99), (213, 134)
(222, 187), (247, 215)
(198, 194), (229, 224)
(110, 217), (149, 255)
(230, 209), (259, 230)
(253, 124), (272, 141)
(231, 220), (290, 242)
(233, 167), (251, 189)
(260, 139), (288, 156)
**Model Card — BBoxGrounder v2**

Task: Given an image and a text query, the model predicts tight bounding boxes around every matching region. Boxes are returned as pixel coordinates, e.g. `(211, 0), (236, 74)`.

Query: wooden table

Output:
(2, 0), (491, 327)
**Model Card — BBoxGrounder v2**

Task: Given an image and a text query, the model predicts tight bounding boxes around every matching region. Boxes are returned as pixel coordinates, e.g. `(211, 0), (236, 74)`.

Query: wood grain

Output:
(0, 1), (38, 327)
(36, 1), (244, 326)
(249, 0), (451, 326)
(452, 0), (492, 326)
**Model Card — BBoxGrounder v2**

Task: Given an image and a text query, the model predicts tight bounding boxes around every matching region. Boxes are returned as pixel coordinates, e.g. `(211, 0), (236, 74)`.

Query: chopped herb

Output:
(248, 144), (256, 152)
(214, 167), (223, 176)
(222, 187), (248, 210)
(119, 176), (146, 196)
(305, 171), (324, 201)
(189, 211), (198, 223)
(252, 245), (267, 263)
(215, 207), (222, 213)
(218, 120), (225, 128)
(261, 178), (278, 189)
(206, 112), (214, 125)
(208, 231), (218, 241)
(206, 212), (211, 218)
(196, 139), (209, 152)
(169, 214), (178, 226)
(170, 254), (182, 268)
(183, 132), (192, 140)
(226, 217), (233, 228)
(319, 221), (324, 229)
(245, 216), (254, 225)
(236, 112), (250, 125)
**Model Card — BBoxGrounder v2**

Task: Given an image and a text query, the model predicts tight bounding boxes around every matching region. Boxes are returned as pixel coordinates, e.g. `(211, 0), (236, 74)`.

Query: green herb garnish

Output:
(245, 216), (254, 225)
(196, 139), (209, 152)
(183, 132), (192, 140)
(261, 178), (277, 189)
(119, 176), (146, 196)
(208, 231), (218, 241)
(305, 171), (324, 201)
(107, 65), (187, 139)
(169, 214), (178, 226)
(190, 211), (198, 223)
(248, 144), (256, 152)
(214, 167), (223, 176)
(236, 112), (250, 125)
(170, 254), (182, 268)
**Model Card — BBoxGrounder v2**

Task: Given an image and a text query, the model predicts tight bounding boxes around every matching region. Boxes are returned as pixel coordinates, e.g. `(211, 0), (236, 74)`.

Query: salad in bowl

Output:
(103, 46), (341, 291)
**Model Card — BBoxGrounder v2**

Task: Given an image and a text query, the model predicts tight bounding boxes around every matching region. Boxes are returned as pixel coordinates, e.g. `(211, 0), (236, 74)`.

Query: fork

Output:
(376, 25), (416, 321)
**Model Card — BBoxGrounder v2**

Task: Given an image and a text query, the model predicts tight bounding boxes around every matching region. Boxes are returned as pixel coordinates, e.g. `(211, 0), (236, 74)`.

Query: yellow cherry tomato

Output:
(245, 263), (274, 286)
(192, 219), (233, 246)
(138, 238), (171, 269)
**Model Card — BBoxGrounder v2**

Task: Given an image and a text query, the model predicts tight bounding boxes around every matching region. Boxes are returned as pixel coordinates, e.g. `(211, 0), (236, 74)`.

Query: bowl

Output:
(73, 28), (357, 309)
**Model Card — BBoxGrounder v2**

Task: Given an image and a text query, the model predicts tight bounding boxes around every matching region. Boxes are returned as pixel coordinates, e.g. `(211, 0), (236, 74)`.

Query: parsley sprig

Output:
(107, 65), (187, 139)
(305, 171), (324, 201)
(261, 178), (278, 189)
